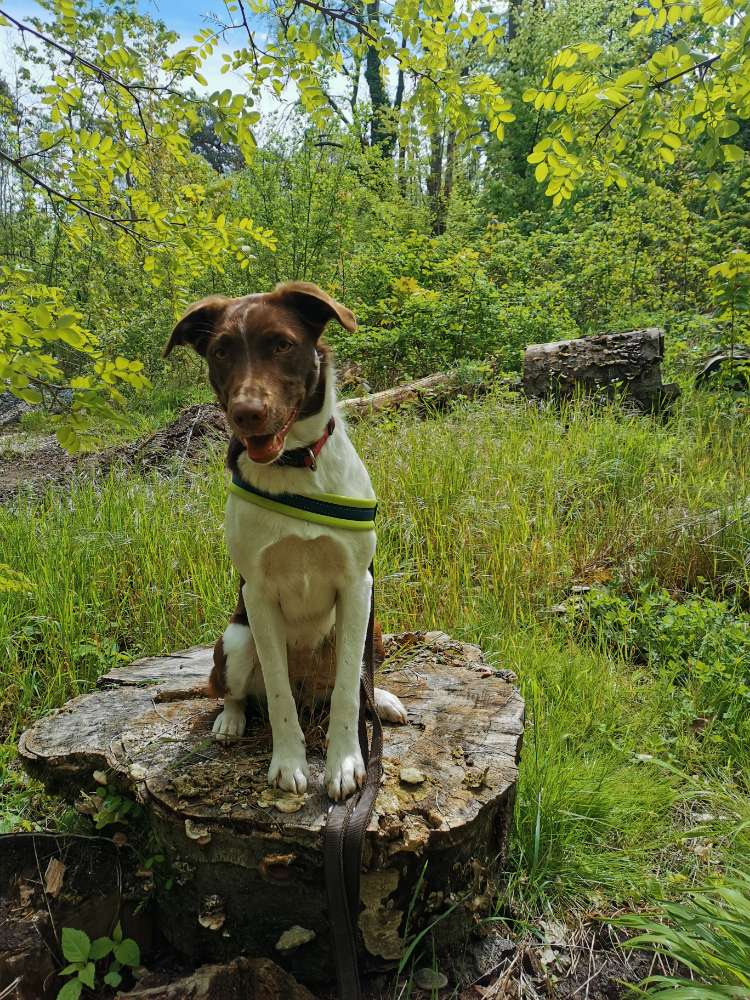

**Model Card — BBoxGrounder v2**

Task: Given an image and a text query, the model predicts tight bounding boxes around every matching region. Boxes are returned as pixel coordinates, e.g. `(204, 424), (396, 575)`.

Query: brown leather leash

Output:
(324, 562), (383, 1000)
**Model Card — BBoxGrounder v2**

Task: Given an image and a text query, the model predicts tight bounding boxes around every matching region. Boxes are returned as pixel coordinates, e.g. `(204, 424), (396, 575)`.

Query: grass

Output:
(619, 872), (750, 998)
(1, 388), (749, 922)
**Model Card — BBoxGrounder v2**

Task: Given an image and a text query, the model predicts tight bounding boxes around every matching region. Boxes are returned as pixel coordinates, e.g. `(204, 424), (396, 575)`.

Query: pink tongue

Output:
(244, 432), (284, 463)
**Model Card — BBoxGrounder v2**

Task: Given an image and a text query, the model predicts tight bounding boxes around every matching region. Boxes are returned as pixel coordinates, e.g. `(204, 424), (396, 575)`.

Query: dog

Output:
(164, 281), (407, 801)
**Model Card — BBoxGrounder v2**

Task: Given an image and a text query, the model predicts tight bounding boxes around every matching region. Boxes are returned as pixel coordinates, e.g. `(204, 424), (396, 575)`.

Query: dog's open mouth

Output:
(242, 409), (298, 464)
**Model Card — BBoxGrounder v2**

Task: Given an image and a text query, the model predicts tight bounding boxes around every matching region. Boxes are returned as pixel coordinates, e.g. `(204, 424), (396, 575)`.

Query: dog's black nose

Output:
(232, 398), (268, 433)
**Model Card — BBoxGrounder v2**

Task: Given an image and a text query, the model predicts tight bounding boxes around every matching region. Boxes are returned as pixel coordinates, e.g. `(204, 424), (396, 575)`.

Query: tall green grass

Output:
(1, 390), (749, 911)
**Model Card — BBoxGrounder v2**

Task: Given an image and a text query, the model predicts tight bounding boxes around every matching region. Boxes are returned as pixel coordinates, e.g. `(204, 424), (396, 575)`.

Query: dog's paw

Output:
(212, 703), (246, 742)
(325, 740), (366, 801)
(374, 687), (408, 724)
(268, 751), (309, 795)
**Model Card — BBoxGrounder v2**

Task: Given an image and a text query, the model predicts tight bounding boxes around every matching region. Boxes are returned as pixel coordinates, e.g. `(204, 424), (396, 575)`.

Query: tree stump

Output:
(18, 632), (524, 986)
(523, 328), (679, 411)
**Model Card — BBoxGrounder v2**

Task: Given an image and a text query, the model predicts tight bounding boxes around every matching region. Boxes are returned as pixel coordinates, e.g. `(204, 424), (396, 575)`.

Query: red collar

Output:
(274, 417), (335, 470)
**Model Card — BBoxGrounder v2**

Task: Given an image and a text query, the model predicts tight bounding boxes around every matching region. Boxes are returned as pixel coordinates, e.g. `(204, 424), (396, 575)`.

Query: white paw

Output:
(325, 740), (366, 801)
(374, 687), (408, 724)
(268, 751), (309, 794)
(212, 704), (246, 741)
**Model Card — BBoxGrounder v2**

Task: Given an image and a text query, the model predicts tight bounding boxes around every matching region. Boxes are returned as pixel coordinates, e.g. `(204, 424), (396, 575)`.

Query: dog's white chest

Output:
(224, 494), (374, 635)
(260, 533), (345, 626)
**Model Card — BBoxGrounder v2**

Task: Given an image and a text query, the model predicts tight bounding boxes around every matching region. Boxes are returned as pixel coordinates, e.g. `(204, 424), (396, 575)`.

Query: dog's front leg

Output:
(325, 572), (371, 801)
(244, 584), (309, 794)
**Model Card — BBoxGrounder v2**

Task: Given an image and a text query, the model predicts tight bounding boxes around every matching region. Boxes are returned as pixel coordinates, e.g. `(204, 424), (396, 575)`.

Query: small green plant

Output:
(0, 564), (31, 594)
(709, 252), (750, 367)
(57, 922), (140, 998)
(90, 783), (142, 831)
(619, 872), (750, 998)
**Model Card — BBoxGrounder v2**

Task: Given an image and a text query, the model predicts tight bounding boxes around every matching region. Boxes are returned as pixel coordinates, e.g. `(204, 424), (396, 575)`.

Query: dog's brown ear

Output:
(269, 282), (356, 336)
(163, 297), (230, 358)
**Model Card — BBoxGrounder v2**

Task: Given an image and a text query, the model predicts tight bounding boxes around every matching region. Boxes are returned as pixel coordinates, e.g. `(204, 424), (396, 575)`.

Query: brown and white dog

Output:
(164, 282), (407, 801)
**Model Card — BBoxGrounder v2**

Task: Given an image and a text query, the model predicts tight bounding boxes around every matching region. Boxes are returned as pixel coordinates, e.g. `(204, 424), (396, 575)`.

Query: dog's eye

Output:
(214, 347), (228, 361)
(275, 340), (294, 354)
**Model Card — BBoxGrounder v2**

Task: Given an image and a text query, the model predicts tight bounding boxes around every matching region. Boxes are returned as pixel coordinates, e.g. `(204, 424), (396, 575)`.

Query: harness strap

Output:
(229, 476), (377, 531)
(228, 467), (379, 998)
(324, 563), (382, 1000)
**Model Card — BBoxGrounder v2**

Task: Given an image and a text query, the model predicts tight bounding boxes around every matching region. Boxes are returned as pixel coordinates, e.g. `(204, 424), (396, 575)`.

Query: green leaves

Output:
(114, 938), (140, 966)
(79, 963), (96, 989)
(522, 0), (750, 206)
(526, 137), (584, 207)
(1, 268), (150, 452)
(56, 923), (141, 998)
(709, 251), (750, 327)
(618, 872), (750, 996)
(61, 928), (91, 964)
(56, 980), (83, 1000)
(89, 937), (114, 961)
(0, 565), (32, 594)
(1, 1), (288, 453)
(722, 144), (744, 163)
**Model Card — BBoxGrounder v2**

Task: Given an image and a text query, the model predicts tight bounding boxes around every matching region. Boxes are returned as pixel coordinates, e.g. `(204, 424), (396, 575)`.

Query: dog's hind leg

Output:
(373, 687), (408, 723)
(210, 578), (261, 741)
(370, 621), (407, 723)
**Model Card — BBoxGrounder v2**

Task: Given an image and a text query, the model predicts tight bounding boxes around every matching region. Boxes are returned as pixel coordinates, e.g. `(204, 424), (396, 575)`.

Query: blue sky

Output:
(140, 0), (208, 34)
(3, 0), (258, 94)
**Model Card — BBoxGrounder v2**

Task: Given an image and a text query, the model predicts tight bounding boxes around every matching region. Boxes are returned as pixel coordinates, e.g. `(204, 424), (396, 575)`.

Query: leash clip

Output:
(306, 447), (317, 470)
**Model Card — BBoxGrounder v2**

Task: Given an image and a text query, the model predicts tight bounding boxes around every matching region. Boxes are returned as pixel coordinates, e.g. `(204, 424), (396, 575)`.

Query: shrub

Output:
(578, 588), (750, 769)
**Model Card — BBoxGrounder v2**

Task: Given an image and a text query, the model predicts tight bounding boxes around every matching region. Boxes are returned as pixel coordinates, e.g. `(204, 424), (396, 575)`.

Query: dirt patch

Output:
(0, 404), (229, 503)
(369, 921), (666, 1000)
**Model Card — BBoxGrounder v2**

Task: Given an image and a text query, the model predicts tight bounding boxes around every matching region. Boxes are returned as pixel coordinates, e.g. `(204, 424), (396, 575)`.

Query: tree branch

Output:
(594, 54), (721, 142)
(0, 9), (152, 140)
(0, 147), (147, 237)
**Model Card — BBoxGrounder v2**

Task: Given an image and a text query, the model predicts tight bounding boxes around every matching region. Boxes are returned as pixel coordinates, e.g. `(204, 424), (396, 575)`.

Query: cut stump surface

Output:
(19, 632), (524, 984)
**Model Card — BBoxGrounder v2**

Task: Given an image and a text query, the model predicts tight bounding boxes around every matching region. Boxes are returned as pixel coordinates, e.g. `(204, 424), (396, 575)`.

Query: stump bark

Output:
(523, 327), (679, 411)
(19, 632), (524, 985)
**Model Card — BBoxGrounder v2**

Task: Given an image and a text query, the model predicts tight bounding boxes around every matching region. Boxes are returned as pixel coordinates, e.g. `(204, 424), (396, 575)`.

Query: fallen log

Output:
(338, 367), (512, 421)
(19, 632), (524, 987)
(523, 328), (680, 411)
(695, 347), (750, 389)
(339, 371), (458, 420)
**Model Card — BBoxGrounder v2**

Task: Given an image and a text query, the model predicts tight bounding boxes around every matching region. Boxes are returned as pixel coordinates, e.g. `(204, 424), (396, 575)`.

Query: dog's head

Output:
(164, 282), (356, 464)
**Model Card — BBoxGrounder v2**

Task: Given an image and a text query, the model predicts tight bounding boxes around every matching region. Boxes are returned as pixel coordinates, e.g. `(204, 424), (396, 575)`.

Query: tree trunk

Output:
(364, 0), (394, 153)
(394, 37), (407, 189)
(443, 128), (457, 208)
(19, 633), (524, 987)
(427, 130), (445, 234)
(523, 328), (680, 411)
(506, 0), (523, 41)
